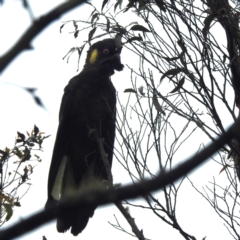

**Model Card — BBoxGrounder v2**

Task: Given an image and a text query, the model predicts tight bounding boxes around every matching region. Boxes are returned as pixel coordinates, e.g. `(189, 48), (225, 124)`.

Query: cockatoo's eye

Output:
(103, 49), (109, 54)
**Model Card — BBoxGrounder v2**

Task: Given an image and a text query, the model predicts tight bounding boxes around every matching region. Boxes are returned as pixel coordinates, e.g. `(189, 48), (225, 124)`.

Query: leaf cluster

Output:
(0, 125), (49, 225)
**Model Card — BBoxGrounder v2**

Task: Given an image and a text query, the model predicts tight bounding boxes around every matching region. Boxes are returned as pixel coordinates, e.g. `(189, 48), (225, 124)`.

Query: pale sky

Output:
(0, 1), (234, 239)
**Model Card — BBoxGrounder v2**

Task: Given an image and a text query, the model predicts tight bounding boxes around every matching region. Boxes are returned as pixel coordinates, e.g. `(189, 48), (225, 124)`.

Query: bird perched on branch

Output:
(45, 38), (124, 236)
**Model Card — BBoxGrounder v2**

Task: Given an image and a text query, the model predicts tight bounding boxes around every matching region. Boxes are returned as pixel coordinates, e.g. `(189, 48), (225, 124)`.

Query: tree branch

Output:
(92, 129), (146, 240)
(0, 121), (239, 240)
(0, 0), (88, 73)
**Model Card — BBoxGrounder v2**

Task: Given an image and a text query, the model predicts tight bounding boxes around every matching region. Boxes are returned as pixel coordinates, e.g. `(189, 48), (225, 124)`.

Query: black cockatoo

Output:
(45, 38), (124, 236)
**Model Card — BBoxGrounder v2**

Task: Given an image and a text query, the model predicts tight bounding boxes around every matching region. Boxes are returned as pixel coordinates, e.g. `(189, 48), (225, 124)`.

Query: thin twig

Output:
(0, 0), (87, 73)
(92, 129), (146, 240)
(0, 120), (239, 240)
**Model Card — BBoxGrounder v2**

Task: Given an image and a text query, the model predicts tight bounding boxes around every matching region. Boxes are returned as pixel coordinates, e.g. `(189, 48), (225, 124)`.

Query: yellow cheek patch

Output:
(89, 49), (98, 64)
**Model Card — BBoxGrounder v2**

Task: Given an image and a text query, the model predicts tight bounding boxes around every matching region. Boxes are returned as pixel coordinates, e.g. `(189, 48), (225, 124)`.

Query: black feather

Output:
(45, 39), (124, 235)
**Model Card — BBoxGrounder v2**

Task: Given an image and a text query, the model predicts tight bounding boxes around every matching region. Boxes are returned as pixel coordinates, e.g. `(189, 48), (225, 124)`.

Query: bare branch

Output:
(0, 120), (239, 240)
(0, 0), (87, 73)
(92, 128), (146, 240)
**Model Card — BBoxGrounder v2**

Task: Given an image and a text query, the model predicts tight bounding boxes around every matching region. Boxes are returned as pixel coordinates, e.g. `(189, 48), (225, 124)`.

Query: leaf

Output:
(14, 149), (22, 160)
(43, 135), (51, 139)
(26, 142), (34, 147)
(130, 25), (150, 32)
(22, 166), (29, 182)
(14, 202), (21, 207)
(124, 88), (137, 93)
(155, 0), (166, 12)
(169, 77), (185, 93)
(126, 21), (138, 28)
(17, 131), (25, 141)
(77, 46), (85, 72)
(202, 13), (217, 39)
(25, 88), (37, 94)
(127, 35), (143, 43)
(153, 95), (166, 115)
(3, 203), (13, 221)
(114, 0), (123, 12)
(177, 40), (186, 51)
(62, 47), (76, 60)
(22, 147), (31, 162)
(29, 164), (33, 173)
(219, 164), (230, 174)
(162, 56), (180, 62)
(5, 147), (10, 154)
(115, 34), (122, 48)
(106, 17), (110, 32)
(34, 96), (44, 108)
(89, 8), (96, 18)
(88, 27), (97, 42)
(0, 149), (5, 155)
(160, 68), (183, 82)
(34, 125), (39, 136)
(101, 0), (109, 11)
(137, 1), (147, 12)
(113, 26), (127, 35)
(124, 0), (136, 12)
(74, 30), (79, 38)
(179, 51), (185, 62)
(91, 13), (99, 24)
(72, 20), (78, 31)
(222, 54), (227, 63)
(114, 1), (119, 12)
(138, 86), (145, 96)
(196, 120), (206, 132)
